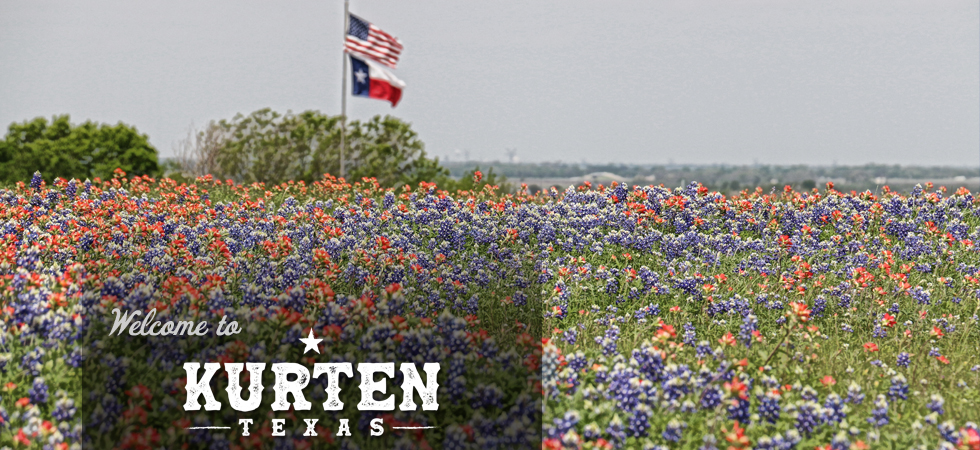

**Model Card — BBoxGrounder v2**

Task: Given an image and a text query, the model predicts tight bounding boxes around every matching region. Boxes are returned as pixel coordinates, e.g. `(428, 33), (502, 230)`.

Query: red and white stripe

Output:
(345, 25), (403, 69)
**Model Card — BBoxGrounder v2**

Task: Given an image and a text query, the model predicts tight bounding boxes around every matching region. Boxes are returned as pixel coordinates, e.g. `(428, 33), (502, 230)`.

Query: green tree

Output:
(0, 115), (159, 184)
(344, 115), (450, 187)
(195, 109), (453, 187)
(208, 109), (342, 185)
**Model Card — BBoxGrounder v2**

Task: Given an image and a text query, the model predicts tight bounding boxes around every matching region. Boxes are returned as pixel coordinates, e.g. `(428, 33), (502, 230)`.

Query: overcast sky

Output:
(1, 0), (977, 166)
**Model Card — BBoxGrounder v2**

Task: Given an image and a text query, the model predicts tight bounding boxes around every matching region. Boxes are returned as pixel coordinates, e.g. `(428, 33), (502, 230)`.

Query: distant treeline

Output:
(442, 160), (978, 194)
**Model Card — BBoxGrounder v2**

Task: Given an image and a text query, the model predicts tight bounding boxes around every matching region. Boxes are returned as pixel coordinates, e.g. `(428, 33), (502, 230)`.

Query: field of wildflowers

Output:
(1, 169), (979, 450)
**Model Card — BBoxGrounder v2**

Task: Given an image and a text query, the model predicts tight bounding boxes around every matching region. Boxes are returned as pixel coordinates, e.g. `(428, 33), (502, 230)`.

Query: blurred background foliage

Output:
(1, 110), (509, 192)
(165, 108), (508, 191)
(0, 115), (159, 184)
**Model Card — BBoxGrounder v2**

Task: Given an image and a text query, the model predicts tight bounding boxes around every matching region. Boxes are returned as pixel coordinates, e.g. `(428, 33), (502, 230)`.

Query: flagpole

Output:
(340, 0), (349, 180)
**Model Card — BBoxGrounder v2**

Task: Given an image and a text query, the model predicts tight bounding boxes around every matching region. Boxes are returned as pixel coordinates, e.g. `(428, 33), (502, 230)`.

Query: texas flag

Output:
(350, 55), (405, 107)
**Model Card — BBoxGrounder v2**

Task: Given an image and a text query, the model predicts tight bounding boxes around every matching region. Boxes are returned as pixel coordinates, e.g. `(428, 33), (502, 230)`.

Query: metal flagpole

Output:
(340, 0), (349, 180)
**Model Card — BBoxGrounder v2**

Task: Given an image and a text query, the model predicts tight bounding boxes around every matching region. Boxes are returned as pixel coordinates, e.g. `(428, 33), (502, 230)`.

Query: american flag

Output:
(345, 14), (403, 69)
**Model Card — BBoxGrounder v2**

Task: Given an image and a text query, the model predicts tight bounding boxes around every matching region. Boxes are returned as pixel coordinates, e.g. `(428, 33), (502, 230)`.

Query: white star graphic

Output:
(354, 69), (368, 84)
(299, 329), (323, 354)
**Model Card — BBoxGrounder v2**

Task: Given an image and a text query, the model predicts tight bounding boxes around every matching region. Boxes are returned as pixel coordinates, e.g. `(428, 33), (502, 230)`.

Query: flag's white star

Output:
(299, 329), (323, 354)
(354, 69), (368, 84)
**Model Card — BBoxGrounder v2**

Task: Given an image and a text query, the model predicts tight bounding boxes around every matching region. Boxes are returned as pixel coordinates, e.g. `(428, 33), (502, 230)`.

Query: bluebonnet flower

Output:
(551, 410), (580, 436)
(794, 400), (822, 436)
(910, 287), (931, 305)
(824, 393), (846, 424)
(562, 328), (578, 346)
(30, 171), (43, 191)
(593, 365), (609, 384)
(738, 314), (757, 348)
(605, 415), (626, 446)
(682, 322), (697, 346)
(888, 374), (909, 401)
(800, 386), (819, 402)
(757, 430), (802, 450)
(29, 377), (49, 404)
(695, 340), (714, 358)
(754, 436), (779, 450)
(867, 395), (889, 428)
(938, 421), (960, 443)
(928, 394), (945, 415)
(583, 422), (602, 441)
(812, 296), (827, 317)
(65, 178), (78, 198)
(727, 397), (750, 422)
(701, 386), (722, 410)
(897, 352), (910, 368)
(464, 294), (479, 315)
(758, 391), (781, 424)
(52, 392), (76, 421)
(830, 431), (850, 450)
(20, 347), (45, 376)
(604, 277), (619, 296)
(680, 399), (696, 413)
(567, 351), (588, 372)
(595, 325), (620, 356)
(443, 425), (468, 450)
(872, 325), (887, 338)
(627, 404), (652, 438)
(661, 418), (686, 442)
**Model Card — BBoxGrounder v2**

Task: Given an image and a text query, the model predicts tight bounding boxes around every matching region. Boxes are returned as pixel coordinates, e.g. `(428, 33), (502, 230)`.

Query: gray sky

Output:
(1, 0), (977, 166)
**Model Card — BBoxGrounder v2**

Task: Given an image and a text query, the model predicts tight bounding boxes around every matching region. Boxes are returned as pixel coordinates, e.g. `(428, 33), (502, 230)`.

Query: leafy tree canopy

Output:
(0, 115), (159, 184)
(182, 108), (493, 189)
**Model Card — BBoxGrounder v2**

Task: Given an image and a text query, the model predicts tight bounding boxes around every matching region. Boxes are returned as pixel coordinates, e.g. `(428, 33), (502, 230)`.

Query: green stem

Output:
(763, 323), (794, 367)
